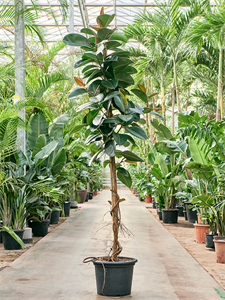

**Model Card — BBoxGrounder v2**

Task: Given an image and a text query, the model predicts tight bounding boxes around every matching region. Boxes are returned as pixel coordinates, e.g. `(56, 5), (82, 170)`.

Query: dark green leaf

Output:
(117, 167), (132, 188)
(105, 41), (122, 50)
(74, 59), (92, 69)
(103, 159), (110, 168)
(113, 132), (128, 145)
(117, 66), (137, 74)
(68, 87), (88, 98)
(80, 28), (95, 35)
(109, 32), (127, 42)
(104, 91), (120, 101)
(131, 89), (147, 103)
(63, 33), (91, 47)
(105, 140), (116, 157)
(77, 102), (98, 112)
(143, 107), (151, 113)
(104, 54), (118, 62)
(150, 111), (164, 121)
(118, 115), (133, 122)
(97, 14), (115, 27)
(115, 72), (134, 85)
(32, 134), (46, 158)
(121, 150), (144, 162)
(113, 95), (125, 112)
(28, 114), (48, 151)
(126, 125), (147, 140)
(97, 28), (115, 41)
(101, 79), (118, 89)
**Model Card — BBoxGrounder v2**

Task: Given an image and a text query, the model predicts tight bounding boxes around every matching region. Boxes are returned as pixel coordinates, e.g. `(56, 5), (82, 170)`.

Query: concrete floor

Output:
(0, 189), (222, 300)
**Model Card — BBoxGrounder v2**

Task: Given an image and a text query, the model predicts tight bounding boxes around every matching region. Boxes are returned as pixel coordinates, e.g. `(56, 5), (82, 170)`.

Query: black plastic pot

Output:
(93, 257), (137, 296)
(63, 202), (70, 217)
(138, 195), (144, 201)
(85, 193), (89, 202)
(89, 192), (93, 200)
(152, 202), (156, 209)
(2, 230), (24, 250)
(205, 233), (217, 248)
(157, 210), (162, 220)
(50, 208), (61, 224)
(183, 211), (188, 221)
(176, 205), (184, 217)
(32, 220), (49, 237)
(185, 202), (197, 223)
(0, 229), (2, 243)
(162, 209), (178, 223)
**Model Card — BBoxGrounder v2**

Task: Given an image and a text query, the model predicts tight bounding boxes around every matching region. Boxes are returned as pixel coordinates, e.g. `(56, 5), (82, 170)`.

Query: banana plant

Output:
(63, 10), (147, 261)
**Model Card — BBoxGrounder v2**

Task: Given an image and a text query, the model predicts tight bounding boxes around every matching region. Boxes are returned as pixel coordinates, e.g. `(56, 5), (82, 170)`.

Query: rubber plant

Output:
(63, 10), (147, 262)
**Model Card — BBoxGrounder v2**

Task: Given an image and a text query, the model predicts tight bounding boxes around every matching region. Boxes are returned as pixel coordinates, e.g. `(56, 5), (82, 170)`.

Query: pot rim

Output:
(213, 239), (225, 243)
(162, 209), (179, 211)
(93, 256), (138, 265)
(193, 223), (210, 227)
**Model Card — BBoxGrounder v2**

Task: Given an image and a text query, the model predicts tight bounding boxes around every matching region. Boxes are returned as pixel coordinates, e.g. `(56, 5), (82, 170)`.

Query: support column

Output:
(14, 0), (26, 159)
(69, 0), (74, 33)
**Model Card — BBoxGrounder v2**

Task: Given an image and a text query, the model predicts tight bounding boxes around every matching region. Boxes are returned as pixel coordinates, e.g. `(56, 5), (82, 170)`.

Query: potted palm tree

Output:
(63, 9), (147, 296)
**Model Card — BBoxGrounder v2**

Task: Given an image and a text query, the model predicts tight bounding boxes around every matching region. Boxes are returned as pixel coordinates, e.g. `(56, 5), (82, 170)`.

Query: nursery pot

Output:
(50, 207), (61, 224)
(70, 201), (78, 209)
(32, 220), (49, 237)
(132, 189), (135, 194)
(77, 190), (87, 203)
(94, 191), (98, 196)
(185, 202), (197, 223)
(138, 195), (144, 202)
(213, 239), (225, 263)
(85, 193), (89, 202)
(152, 202), (157, 209)
(2, 230), (24, 250)
(145, 195), (152, 203)
(88, 192), (93, 200)
(194, 224), (209, 244)
(205, 233), (217, 248)
(93, 257), (137, 296)
(0, 229), (2, 243)
(183, 211), (188, 221)
(157, 210), (162, 221)
(63, 201), (70, 217)
(176, 205), (184, 217)
(162, 209), (178, 224)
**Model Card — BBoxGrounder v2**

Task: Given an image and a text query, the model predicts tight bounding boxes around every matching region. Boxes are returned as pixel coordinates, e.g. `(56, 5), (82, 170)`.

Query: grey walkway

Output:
(0, 189), (222, 300)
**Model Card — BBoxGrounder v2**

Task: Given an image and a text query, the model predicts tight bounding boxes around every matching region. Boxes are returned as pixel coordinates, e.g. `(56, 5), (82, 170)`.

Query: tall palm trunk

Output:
(172, 82), (175, 136)
(174, 60), (180, 113)
(216, 48), (223, 121)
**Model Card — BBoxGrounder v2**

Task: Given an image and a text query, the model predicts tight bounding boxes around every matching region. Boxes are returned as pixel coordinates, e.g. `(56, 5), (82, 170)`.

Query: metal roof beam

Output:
(77, 0), (89, 28)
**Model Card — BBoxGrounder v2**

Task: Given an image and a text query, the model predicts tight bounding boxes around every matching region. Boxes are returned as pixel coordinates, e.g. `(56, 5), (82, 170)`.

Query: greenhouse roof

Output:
(1, 0), (155, 56)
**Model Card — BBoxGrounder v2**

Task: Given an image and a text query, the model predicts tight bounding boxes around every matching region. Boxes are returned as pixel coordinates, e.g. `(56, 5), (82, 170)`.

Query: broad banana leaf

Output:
(32, 134), (46, 158)
(28, 114), (49, 150)
(51, 148), (66, 176)
(34, 140), (58, 167)
(155, 153), (169, 177)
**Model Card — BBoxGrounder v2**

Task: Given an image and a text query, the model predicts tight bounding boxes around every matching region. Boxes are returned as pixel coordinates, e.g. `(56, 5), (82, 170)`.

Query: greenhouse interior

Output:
(0, 0), (225, 299)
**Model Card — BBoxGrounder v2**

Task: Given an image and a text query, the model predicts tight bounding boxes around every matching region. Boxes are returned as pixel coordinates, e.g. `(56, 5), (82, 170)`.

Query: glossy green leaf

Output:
(77, 102), (98, 112)
(81, 28), (95, 35)
(97, 14), (115, 28)
(121, 150), (144, 162)
(143, 107), (151, 113)
(113, 132), (128, 145)
(126, 125), (147, 140)
(115, 73), (134, 85)
(109, 32), (127, 42)
(103, 159), (110, 168)
(118, 115), (133, 122)
(112, 58), (132, 70)
(113, 95), (125, 112)
(155, 153), (169, 177)
(104, 91), (120, 101)
(82, 52), (98, 61)
(63, 33), (91, 47)
(68, 87), (88, 98)
(103, 117), (121, 124)
(105, 140), (116, 157)
(151, 119), (173, 140)
(104, 54), (118, 62)
(117, 167), (132, 188)
(74, 59), (92, 69)
(139, 118), (146, 124)
(85, 133), (101, 144)
(116, 66), (137, 74)
(101, 79), (118, 89)
(131, 89), (147, 103)
(82, 65), (97, 73)
(150, 111), (164, 121)
(105, 41), (122, 50)
(97, 28), (115, 41)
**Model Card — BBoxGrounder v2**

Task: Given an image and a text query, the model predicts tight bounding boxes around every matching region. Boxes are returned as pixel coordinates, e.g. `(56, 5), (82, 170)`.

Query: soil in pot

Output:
(145, 195), (152, 203)
(162, 209), (179, 223)
(50, 208), (61, 224)
(214, 239), (225, 263)
(194, 224), (209, 244)
(32, 220), (49, 237)
(185, 202), (198, 223)
(2, 230), (24, 250)
(93, 257), (137, 296)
